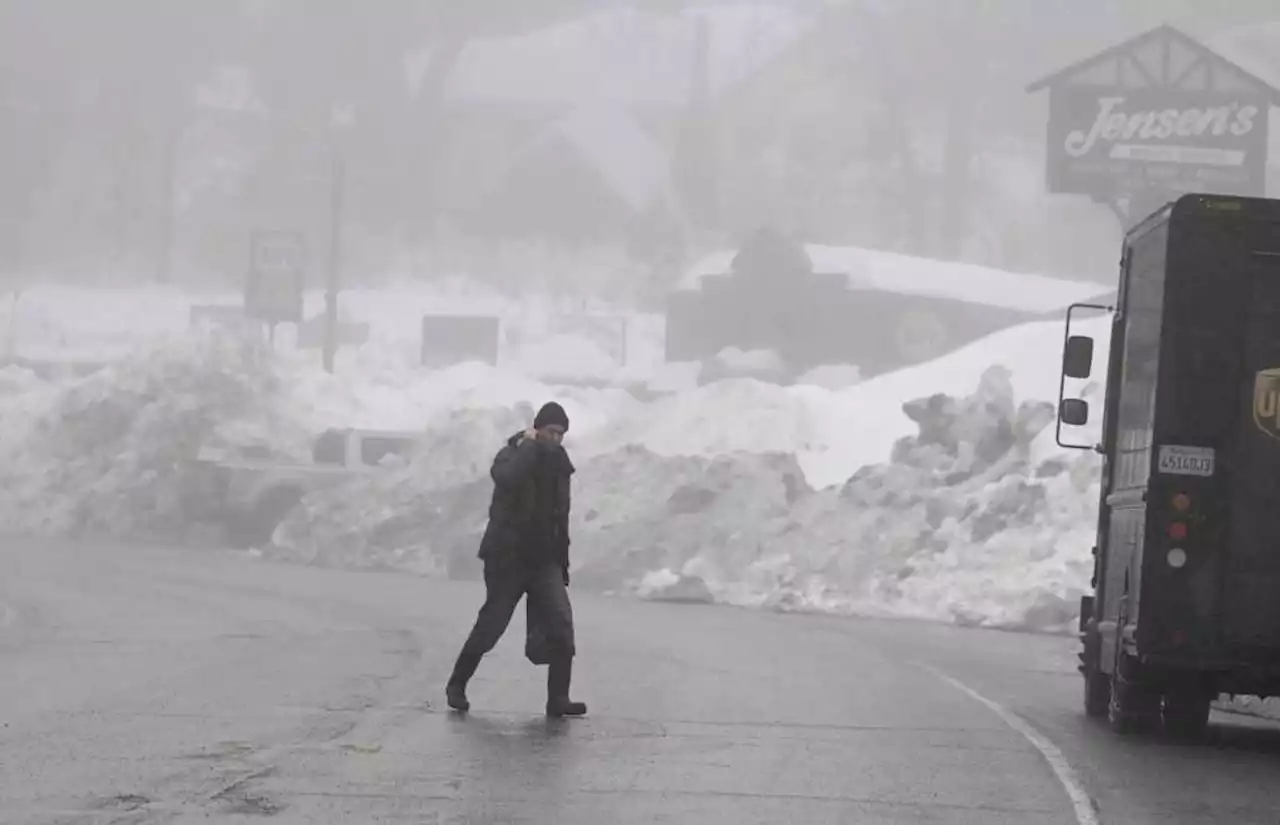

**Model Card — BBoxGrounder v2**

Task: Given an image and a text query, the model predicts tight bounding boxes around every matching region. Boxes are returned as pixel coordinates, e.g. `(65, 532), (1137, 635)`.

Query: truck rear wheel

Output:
(1108, 653), (1160, 734)
(1084, 664), (1111, 717)
(1079, 633), (1110, 717)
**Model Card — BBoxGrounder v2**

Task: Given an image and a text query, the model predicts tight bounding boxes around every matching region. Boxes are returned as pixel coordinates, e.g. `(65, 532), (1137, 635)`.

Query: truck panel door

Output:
(1224, 238), (1280, 655)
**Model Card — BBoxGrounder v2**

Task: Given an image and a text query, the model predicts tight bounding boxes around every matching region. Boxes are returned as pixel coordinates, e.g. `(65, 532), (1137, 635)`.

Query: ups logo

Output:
(1253, 368), (1280, 439)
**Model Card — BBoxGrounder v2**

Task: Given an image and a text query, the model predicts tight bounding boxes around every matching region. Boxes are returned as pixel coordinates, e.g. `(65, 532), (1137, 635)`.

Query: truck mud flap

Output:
(1079, 595), (1094, 633)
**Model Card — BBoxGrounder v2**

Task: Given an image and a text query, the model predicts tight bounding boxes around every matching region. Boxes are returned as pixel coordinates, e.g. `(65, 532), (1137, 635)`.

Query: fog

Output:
(11, 10), (1280, 816)
(0, 1), (1277, 301)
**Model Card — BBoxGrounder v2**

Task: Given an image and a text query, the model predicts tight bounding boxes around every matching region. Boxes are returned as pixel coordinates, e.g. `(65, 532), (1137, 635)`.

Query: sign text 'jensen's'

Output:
(1065, 96), (1261, 158)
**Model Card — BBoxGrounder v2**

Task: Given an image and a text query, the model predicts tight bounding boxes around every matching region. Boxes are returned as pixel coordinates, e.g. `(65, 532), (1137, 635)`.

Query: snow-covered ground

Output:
(0, 258), (1114, 634)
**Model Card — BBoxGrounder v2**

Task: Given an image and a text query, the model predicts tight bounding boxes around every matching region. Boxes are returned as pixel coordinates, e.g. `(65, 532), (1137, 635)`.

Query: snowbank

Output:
(258, 363), (1098, 632)
(572, 312), (1109, 490)
(0, 332), (310, 537)
(0, 279), (1114, 634)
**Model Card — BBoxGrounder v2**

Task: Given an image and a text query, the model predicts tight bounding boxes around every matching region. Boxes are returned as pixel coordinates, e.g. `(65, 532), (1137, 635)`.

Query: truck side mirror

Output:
(1060, 398), (1089, 426)
(1063, 335), (1094, 379)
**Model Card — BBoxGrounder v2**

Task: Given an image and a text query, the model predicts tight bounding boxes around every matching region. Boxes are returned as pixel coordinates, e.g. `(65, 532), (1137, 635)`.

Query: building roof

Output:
(461, 104), (675, 215)
(1026, 23), (1280, 104)
(550, 106), (672, 211)
(679, 244), (1111, 315)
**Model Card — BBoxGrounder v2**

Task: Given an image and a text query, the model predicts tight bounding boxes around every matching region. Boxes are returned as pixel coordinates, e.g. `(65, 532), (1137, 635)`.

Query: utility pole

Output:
(322, 128), (345, 374)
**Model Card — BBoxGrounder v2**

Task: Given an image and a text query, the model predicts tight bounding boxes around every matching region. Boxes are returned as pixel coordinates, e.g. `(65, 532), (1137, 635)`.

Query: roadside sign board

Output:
(1027, 25), (1279, 226)
(1045, 88), (1267, 200)
(297, 315), (370, 350)
(246, 230), (306, 324)
(421, 315), (500, 367)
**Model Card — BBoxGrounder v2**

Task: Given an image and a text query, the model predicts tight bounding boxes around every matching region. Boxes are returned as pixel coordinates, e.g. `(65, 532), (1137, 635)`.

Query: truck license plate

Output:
(1157, 444), (1215, 477)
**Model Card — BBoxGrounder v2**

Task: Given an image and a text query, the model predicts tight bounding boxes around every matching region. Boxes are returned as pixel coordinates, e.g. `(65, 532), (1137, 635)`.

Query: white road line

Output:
(917, 663), (1100, 825)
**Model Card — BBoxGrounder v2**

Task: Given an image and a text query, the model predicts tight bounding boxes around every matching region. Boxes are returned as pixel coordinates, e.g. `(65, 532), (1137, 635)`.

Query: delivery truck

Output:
(1058, 192), (1280, 738)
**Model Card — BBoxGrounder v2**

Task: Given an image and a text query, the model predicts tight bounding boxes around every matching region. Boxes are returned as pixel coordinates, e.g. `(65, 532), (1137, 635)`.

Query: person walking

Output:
(444, 401), (587, 717)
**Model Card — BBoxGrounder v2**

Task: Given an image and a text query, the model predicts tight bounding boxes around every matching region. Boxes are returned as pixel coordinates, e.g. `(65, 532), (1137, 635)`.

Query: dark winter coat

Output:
(477, 432), (574, 572)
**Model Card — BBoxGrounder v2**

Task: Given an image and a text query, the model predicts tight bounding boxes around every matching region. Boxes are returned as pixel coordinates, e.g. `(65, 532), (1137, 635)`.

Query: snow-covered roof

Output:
(550, 107), (672, 211)
(421, 4), (812, 108)
(475, 105), (673, 212)
(679, 245), (1110, 315)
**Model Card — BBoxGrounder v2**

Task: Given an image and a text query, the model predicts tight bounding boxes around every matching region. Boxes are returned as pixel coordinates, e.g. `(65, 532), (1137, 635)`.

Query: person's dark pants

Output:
(449, 559), (575, 685)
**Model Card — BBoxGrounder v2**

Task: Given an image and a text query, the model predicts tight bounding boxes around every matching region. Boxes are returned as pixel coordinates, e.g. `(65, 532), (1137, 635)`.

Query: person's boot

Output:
(546, 655), (587, 717)
(446, 648), (481, 712)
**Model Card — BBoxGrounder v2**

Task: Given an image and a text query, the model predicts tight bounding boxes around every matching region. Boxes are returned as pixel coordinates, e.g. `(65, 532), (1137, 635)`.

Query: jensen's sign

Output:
(1046, 89), (1268, 198)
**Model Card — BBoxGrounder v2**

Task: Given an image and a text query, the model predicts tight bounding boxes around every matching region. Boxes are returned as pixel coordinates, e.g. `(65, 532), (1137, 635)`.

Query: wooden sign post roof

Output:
(1027, 24), (1280, 228)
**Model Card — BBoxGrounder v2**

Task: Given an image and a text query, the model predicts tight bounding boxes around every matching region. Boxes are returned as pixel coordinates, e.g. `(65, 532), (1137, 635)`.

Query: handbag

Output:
(524, 598), (552, 666)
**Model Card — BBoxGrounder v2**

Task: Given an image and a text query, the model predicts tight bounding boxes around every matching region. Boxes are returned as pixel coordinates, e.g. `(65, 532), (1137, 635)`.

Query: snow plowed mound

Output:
(270, 365), (1100, 632)
(0, 332), (308, 537)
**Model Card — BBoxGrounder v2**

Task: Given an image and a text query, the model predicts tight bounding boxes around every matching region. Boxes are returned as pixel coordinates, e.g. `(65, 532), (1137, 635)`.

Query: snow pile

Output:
(267, 432), (811, 589)
(268, 406), (536, 576)
(740, 366), (1100, 630)
(263, 364), (1099, 632)
(581, 377), (832, 461)
(571, 313), (1110, 492)
(0, 331), (309, 537)
(603, 365), (1100, 631)
(0, 277), (1116, 634)
(0, 363), (45, 399)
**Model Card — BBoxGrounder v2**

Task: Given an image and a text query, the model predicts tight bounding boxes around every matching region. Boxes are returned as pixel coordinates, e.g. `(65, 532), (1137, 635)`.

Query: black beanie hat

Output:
(533, 401), (569, 432)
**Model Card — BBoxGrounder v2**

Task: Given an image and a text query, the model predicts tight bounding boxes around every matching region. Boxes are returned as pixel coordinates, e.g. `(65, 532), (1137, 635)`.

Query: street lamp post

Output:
(160, 100), (352, 371)
(322, 107), (352, 375)
(322, 132), (345, 374)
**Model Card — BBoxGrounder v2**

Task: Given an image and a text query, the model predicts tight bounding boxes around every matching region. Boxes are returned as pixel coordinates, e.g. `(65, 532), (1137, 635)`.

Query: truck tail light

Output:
(1172, 492), (1191, 511)
(1169, 522), (1188, 540)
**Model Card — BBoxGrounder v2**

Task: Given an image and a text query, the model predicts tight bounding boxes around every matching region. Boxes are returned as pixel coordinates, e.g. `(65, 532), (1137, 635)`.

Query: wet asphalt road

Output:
(2, 539), (1280, 824)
